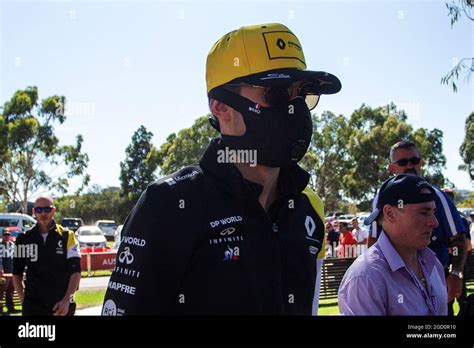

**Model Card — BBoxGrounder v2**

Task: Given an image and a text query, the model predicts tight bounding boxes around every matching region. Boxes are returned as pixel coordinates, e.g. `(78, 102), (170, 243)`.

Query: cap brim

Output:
(364, 208), (381, 226)
(232, 68), (342, 95)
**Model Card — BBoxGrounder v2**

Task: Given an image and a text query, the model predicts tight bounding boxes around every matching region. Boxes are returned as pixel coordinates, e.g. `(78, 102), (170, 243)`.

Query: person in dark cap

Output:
(103, 23), (341, 315)
(367, 140), (468, 310)
(338, 174), (448, 315)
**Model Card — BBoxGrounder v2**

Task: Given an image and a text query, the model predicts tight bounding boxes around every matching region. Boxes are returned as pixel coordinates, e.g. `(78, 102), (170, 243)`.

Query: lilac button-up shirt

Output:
(338, 231), (447, 315)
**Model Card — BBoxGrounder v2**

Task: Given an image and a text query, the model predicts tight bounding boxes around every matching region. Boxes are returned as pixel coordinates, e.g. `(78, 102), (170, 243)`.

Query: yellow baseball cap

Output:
(206, 23), (341, 94)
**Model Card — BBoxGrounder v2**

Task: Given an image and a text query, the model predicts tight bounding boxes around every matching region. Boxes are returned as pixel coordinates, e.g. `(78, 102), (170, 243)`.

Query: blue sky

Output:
(1, 0), (473, 193)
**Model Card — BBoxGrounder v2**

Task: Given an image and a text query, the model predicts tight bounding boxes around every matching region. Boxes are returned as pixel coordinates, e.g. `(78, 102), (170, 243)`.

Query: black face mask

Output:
(208, 87), (313, 168)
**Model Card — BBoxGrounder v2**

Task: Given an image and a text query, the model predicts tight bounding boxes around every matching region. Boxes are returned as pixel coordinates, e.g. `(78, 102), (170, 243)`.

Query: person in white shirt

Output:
(351, 218), (368, 244)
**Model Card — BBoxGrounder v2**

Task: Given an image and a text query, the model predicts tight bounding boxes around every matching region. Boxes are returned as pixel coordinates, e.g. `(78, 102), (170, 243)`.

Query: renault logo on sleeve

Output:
(118, 247), (134, 265)
(305, 216), (316, 237)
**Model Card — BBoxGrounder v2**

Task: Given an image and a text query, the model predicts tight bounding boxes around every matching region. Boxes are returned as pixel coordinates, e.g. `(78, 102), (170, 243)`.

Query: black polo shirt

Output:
(13, 221), (81, 306)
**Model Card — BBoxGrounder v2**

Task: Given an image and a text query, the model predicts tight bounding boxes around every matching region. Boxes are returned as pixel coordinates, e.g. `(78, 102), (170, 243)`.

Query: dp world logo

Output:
(118, 247), (134, 265)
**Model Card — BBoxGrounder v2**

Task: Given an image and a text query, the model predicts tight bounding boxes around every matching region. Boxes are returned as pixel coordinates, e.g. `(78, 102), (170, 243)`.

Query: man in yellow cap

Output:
(103, 23), (341, 315)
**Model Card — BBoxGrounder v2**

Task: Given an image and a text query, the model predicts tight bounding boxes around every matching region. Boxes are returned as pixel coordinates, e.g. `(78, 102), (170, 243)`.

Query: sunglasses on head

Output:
(34, 206), (54, 213)
(225, 82), (321, 110)
(392, 157), (421, 166)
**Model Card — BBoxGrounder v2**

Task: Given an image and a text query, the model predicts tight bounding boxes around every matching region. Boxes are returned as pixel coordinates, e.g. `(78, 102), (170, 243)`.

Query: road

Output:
(76, 305), (102, 316)
(79, 275), (110, 291)
(76, 276), (110, 315)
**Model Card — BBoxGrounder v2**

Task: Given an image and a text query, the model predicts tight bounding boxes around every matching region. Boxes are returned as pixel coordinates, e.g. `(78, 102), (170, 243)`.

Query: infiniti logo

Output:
(220, 227), (236, 236)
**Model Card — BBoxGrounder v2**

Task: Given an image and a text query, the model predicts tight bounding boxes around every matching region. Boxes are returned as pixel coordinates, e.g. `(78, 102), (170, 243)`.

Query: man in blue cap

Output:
(367, 140), (467, 308)
(338, 174), (447, 315)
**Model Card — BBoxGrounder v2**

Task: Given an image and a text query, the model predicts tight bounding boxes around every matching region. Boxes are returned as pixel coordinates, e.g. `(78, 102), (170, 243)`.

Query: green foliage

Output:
(413, 128), (447, 187)
(119, 125), (159, 203)
(442, 1), (473, 92)
(336, 103), (446, 210)
(55, 186), (131, 225)
(343, 104), (412, 210)
(459, 112), (474, 181)
(458, 192), (474, 208)
(0, 116), (8, 166)
(300, 111), (350, 212)
(156, 115), (218, 175)
(0, 86), (89, 213)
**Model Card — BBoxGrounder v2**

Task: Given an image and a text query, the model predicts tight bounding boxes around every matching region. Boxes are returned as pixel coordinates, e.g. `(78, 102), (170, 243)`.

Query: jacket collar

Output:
(31, 220), (63, 236)
(199, 138), (310, 199)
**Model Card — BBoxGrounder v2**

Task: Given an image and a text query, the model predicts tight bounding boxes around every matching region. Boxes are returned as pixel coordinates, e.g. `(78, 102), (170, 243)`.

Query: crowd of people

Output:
(325, 218), (369, 258)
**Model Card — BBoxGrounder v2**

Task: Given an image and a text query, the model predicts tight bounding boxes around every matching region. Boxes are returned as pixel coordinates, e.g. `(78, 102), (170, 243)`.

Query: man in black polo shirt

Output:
(12, 196), (81, 315)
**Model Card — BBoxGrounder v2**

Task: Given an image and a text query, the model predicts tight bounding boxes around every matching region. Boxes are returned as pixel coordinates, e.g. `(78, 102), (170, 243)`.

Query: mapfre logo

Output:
(220, 227), (235, 236)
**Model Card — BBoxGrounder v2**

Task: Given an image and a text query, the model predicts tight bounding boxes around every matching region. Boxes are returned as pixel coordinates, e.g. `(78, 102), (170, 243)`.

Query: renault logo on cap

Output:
(276, 38), (286, 50)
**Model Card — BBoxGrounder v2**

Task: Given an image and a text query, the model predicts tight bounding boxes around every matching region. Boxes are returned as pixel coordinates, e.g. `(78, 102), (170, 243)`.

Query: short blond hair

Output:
(34, 195), (54, 206)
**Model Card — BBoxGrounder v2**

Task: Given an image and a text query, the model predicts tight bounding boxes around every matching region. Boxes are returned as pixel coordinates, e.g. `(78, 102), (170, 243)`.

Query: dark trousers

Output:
(22, 297), (76, 316)
(0, 277), (15, 313)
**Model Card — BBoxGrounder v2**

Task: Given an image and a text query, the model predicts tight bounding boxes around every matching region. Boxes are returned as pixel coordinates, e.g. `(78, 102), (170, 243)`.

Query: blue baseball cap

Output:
(364, 174), (436, 225)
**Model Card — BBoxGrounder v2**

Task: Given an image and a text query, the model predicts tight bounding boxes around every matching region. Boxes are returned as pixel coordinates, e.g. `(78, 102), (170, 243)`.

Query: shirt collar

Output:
(199, 138), (310, 199)
(377, 230), (436, 273)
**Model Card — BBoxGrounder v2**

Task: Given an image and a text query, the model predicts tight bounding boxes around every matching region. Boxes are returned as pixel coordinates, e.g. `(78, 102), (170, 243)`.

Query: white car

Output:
(0, 213), (36, 237)
(95, 220), (118, 241)
(113, 224), (124, 249)
(356, 212), (371, 226)
(76, 226), (107, 249)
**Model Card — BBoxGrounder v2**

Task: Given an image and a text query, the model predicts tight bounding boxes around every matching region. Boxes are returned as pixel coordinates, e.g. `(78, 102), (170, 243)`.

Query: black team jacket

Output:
(102, 138), (326, 315)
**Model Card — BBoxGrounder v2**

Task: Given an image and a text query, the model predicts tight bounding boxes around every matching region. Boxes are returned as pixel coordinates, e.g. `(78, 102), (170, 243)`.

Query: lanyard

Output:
(406, 253), (438, 315)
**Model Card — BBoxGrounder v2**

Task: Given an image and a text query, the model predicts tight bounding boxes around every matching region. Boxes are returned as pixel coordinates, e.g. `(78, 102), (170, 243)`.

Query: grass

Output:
(318, 298), (339, 315)
(81, 270), (112, 278)
(2, 289), (106, 314)
(75, 289), (106, 310)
